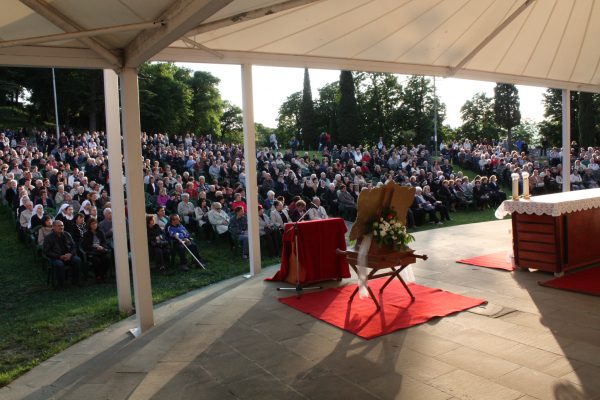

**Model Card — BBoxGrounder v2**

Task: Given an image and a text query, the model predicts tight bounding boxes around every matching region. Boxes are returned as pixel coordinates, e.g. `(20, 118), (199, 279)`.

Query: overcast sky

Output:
(178, 63), (547, 129)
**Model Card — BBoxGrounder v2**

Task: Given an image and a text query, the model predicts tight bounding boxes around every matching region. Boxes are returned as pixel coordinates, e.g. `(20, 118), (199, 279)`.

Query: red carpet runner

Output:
(279, 278), (485, 339)
(456, 251), (514, 271)
(540, 267), (600, 296)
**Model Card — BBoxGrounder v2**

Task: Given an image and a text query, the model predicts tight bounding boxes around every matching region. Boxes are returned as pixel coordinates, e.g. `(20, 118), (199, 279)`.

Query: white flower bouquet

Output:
(371, 209), (414, 250)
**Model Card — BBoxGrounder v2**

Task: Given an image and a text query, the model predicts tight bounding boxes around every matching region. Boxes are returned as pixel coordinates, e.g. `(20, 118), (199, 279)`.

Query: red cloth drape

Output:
(266, 218), (350, 283)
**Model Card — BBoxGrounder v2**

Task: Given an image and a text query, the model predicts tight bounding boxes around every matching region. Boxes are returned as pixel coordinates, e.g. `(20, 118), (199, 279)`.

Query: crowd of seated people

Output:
(3, 127), (600, 287)
(448, 138), (600, 193)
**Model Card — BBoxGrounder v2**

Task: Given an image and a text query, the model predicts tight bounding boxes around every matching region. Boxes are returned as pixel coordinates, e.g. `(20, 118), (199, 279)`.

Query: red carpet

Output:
(456, 251), (514, 271)
(279, 278), (485, 339)
(540, 267), (600, 296)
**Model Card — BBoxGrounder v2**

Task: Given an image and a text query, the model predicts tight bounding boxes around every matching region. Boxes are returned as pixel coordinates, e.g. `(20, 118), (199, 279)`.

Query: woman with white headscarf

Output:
(56, 203), (76, 234)
(79, 200), (92, 216)
(30, 204), (46, 229)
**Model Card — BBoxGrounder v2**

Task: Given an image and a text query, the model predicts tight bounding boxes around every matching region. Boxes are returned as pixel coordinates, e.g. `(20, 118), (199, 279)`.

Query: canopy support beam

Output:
(0, 21), (164, 49)
(562, 89), (571, 192)
(104, 69), (133, 315)
(187, 0), (322, 37)
(120, 67), (154, 335)
(241, 64), (261, 276)
(449, 0), (535, 76)
(181, 37), (223, 59)
(19, 0), (122, 68)
(124, 0), (232, 67)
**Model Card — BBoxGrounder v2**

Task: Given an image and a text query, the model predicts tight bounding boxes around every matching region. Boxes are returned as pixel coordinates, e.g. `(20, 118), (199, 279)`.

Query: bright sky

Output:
(178, 63), (547, 129)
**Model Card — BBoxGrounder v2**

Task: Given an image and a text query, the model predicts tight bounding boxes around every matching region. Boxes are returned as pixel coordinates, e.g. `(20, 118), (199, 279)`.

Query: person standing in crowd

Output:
(269, 132), (278, 150)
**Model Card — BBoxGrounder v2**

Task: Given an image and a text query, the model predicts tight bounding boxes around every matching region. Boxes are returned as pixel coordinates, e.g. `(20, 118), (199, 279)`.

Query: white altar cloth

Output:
(495, 188), (600, 219)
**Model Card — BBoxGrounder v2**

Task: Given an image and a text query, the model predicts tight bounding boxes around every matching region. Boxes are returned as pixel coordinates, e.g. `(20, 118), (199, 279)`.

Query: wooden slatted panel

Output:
(517, 222), (556, 234)
(518, 232), (555, 243)
(517, 258), (557, 271)
(517, 241), (557, 253)
(514, 213), (555, 224)
(518, 250), (557, 263)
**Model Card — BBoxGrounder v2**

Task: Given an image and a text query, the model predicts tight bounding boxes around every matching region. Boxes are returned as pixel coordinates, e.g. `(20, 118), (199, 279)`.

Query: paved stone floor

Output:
(3, 219), (600, 400)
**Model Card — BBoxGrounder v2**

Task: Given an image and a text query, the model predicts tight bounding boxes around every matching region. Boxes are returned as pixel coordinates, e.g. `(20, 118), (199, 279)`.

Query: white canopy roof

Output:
(1, 0), (599, 92)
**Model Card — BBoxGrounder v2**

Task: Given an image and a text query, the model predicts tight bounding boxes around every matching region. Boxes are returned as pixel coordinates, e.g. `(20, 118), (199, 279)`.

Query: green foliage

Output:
(459, 92), (500, 141)
(138, 63), (193, 134)
(300, 69), (318, 149)
(355, 72), (403, 144)
(314, 81), (340, 140)
(512, 119), (541, 146)
(137, 63), (227, 136)
(0, 69), (28, 106)
(577, 91), (596, 147)
(219, 100), (243, 143)
(541, 88), (578, 146)
(0, 106), (29, 128)
(494, 83), (521, 149)
(397, 76), (446, 145)
(255, 122), (274, 147)
(337, 70), (362, 145)
(276, 91), (302, 146)
(188, 70), (223, 136)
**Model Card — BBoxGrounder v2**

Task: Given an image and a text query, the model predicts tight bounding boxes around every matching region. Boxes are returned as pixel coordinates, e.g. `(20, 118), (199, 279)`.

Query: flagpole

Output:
(433, 76), (438, 157)
(52, 68), (60, 139)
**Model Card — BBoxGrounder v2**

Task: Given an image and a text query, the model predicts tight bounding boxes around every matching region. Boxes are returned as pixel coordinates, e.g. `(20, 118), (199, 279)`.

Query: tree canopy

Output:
(493, 83), (521, 150)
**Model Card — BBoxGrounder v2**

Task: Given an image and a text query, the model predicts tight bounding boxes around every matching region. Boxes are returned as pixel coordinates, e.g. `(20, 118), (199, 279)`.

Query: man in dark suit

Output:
(43, 220), (82, 288)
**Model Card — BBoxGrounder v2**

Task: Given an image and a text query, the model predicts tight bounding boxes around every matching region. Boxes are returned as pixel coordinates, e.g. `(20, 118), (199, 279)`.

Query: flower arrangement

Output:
(371, 209), (414, 250)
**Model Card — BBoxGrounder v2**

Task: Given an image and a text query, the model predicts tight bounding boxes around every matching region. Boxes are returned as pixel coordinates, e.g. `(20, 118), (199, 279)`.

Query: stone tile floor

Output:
(3, 219), (600, 400)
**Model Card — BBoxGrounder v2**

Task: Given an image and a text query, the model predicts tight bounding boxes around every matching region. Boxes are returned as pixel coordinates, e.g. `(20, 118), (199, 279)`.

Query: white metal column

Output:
(241, 64), (261, 275)
(119, 67), (154, 334)
(562, 89), (571, 192)
(103, 69), (132, 315)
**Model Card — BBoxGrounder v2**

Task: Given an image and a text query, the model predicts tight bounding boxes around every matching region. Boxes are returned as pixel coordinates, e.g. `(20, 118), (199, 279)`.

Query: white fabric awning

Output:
(1, 0), (600, 92)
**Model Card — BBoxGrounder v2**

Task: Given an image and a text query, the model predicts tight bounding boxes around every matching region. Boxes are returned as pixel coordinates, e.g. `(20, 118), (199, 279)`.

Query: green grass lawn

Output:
(411, 206), (500, 232)
(0, 205), (278, 387)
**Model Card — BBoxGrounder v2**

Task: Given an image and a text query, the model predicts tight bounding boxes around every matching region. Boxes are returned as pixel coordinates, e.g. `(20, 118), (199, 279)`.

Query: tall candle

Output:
(522, 171), (530, 199)
(511, 173), (520, 200)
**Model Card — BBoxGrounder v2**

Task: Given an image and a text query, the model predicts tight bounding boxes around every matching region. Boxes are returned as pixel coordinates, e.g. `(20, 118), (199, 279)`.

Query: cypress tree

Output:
(578, 91), (595, 147)
(337, 70), (361, 145)
(300, 68), (317, 149)
(494, 83), (521, 150)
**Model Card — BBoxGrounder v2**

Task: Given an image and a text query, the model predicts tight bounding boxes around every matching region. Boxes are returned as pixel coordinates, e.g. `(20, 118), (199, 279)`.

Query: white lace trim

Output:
(495, 188), (600, 218)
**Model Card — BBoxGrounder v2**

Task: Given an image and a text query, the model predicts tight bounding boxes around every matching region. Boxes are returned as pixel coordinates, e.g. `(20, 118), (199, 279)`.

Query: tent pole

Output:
(103, 69), (133, 315)
(119, 67), (154, 335)
(241, 64), (261, 276)
(561, 89), (571, 192)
